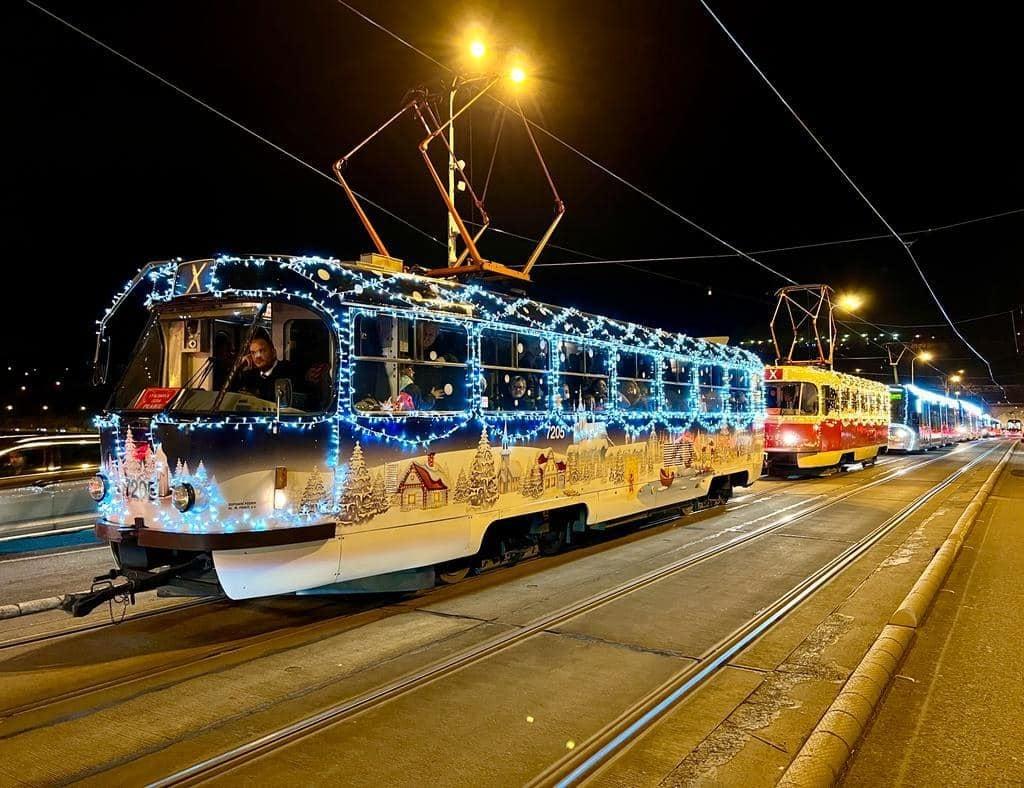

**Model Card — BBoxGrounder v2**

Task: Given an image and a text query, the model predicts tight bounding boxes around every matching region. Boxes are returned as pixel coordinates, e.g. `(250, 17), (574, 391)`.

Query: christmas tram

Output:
(76, 254), (765, 610)
(763, 365), (889, 476)
(887, 383), (987, 452)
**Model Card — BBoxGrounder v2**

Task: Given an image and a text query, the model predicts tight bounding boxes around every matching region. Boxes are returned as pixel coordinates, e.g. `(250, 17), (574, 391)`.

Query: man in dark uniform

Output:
(236, 335), (301, 402)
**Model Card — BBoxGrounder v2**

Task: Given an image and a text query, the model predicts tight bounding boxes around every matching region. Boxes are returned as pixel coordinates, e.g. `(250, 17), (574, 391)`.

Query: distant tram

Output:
(887, 384), (990, 452)
(763, 365), (889, 475)
(87, 255), (765, 602)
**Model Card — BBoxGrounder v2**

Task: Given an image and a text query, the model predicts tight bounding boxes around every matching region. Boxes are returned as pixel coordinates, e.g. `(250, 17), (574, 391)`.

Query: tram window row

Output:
(765, 381), (888, 419)
(350, 313), (761, 416)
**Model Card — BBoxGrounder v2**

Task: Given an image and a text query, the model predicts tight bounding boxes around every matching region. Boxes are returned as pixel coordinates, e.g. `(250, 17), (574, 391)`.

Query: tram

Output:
(763, 365), (889, 475)
(84, 254), (765, 603)
(887, 384), (992, 451)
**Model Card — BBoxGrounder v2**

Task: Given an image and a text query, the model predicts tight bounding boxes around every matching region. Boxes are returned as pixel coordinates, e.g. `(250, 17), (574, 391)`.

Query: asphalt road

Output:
(0, 443), (1006, 786)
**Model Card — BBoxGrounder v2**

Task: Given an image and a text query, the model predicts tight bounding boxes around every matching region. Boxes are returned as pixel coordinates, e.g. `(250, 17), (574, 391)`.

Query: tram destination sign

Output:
(173, 260), (217, 296)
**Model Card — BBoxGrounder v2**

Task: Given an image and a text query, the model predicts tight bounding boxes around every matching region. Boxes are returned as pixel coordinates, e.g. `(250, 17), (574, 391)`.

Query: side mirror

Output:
(274, 379), (293, 412)
(92, 336), (112, 386)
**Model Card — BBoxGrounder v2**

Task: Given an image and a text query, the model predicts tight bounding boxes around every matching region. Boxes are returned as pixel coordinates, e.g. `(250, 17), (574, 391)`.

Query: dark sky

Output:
(11, 0), (1024, 403)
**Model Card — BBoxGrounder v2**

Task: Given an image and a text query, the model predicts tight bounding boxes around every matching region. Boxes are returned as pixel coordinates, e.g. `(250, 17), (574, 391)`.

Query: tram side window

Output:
(825, 386), (841, 417)
(728, 368), (753, 412)
(556, 340), (610, 411)
(663, 357), (694, 412)
(480, 329), (549, 412)
(698, 365), (726, 413)
(800, 383), (819, 415)
(350, 314), (468, 414)
(616, 351), (655, 411)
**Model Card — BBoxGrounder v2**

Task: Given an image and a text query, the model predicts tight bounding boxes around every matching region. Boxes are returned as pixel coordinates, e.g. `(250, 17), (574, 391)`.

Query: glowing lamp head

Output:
(509, 66), (526, 84)
(917, 351), (934, 362)
(837, 293), (864, 312)
(469, 40), (486, 59)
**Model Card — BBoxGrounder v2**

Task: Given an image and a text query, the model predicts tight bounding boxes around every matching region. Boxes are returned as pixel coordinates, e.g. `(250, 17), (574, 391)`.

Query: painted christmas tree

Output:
(340, 442), (375, 523)
(522, 463), (544, 499)
(453, 468), (470, 503)
(467, 428), (499, 508)
(300, 467), (330, 514)
(371, 472), (390, 515)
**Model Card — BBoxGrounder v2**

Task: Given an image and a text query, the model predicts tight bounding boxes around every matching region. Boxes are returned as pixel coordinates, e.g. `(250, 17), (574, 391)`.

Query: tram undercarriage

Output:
(65, 472), (748, 617)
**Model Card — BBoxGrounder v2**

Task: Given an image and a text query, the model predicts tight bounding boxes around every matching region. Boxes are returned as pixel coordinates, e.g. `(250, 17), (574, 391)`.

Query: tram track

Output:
(535, 440), (1011, 786)
(145, 446), (993, 787)
(0, 453), (918, 731)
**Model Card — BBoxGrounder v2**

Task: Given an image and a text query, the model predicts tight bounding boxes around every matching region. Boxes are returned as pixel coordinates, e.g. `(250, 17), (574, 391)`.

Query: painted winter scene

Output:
(331, 416), (761, 532)
(99, 415), (760, 533)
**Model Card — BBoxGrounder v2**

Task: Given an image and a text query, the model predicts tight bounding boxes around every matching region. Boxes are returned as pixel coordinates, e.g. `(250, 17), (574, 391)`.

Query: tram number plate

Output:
(547, 426), (566, 440)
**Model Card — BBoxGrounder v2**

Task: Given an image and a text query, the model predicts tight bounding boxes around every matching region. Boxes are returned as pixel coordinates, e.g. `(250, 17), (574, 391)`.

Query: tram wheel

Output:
(436, 559), (473, 584)
(538, 525), (567, 556)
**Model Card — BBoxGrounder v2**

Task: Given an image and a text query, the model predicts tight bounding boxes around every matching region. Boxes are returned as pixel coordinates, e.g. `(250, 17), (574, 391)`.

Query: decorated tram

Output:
(85, 254), (765, 602)
(886, 383), (988, 451)
(763, 365), (889, 475)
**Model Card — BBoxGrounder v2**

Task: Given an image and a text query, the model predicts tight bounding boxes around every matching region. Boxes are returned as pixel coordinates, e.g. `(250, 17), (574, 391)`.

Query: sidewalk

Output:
(844, 442), (1024, 787)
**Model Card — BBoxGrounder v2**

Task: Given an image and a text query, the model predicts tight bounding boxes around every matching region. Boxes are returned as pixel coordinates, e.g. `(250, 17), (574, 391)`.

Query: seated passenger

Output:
(586, 379), (610, 411)
(418, 321), (463, 362)
(398, 364), (446, 410)
(501, 376), (537, 411)
(618, 380), (648, 410)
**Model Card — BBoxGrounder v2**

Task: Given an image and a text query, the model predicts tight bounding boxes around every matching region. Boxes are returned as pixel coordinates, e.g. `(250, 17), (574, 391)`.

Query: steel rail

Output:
(149, 447), (975, 787)
(537, 441), (1006, 786)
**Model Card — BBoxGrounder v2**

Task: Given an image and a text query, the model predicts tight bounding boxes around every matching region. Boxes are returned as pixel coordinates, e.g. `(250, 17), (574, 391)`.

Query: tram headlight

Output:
(171, 482), (196, 513)
(88, 473), (108, 502)
(781, 430), (802, 447)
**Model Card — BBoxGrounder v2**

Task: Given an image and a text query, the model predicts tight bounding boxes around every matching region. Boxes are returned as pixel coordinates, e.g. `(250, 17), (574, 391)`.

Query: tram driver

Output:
(235, 333), (327, 409)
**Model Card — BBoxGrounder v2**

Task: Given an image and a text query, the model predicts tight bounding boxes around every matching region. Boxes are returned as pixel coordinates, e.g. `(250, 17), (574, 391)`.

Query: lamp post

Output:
(448, 39), (486, 264)
(910, 350), (934, 385)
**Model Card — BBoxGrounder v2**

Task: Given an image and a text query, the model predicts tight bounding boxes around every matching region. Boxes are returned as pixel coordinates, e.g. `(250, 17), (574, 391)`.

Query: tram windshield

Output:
(111, 300), (334, 415)
(765, 382), (819, 416)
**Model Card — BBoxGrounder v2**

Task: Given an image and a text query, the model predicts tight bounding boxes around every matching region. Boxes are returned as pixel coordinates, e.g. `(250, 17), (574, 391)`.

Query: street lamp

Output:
(910, 350), (934, 385)
(836, 292), (864, 312)
(447, 38), (489, 264)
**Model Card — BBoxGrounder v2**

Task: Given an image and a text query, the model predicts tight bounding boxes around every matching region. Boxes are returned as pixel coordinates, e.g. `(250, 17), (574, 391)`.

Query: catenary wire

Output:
(698, 0), (1004, 391)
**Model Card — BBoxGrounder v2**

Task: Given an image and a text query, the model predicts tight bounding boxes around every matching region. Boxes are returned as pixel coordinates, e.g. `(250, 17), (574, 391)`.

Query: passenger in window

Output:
(1, 451), (27, 477)
(501, 376), (537, 410)
(586, 379), (610, 411)
(417, 321), (463, 362)
(398, 364), (446, 410)
(619, 380), (649, 410)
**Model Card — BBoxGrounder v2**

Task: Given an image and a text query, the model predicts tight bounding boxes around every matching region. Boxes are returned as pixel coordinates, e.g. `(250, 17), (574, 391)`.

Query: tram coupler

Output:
(60, 556), (210, 618)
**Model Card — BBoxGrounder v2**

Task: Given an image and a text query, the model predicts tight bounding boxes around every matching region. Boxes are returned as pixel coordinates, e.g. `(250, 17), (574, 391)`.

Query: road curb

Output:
(778, 442), (1016, 787)
(0, 595), (66, 620)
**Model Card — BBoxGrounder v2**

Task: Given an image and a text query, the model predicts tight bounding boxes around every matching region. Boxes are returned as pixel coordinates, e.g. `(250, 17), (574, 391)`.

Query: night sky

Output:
(10, 0), (1023, 416)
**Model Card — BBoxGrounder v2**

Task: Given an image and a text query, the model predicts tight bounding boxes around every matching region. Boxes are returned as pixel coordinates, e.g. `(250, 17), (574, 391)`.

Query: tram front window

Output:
(766, 382), (818, 416)
(111, 301), (333, 414)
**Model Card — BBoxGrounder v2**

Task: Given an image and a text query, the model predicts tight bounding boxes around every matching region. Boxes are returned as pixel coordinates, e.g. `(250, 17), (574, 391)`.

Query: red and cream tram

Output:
(81, 254), (766, 608)
(763, 365), (889, 475)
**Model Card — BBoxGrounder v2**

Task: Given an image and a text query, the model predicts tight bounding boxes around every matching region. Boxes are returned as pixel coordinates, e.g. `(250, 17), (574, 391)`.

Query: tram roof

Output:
(763, 364), (890, 391)
(158, 255), (762, 369)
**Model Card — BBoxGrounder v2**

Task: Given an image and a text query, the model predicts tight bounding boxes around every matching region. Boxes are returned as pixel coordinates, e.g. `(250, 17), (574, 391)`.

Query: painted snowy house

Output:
(496, 428), (521, 494)
(535, 450), (567, 490)
(397, 462), (450, 510)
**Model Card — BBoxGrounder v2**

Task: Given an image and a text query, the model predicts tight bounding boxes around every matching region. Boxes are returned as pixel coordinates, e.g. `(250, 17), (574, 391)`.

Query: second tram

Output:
(763, 365), (889, 475)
